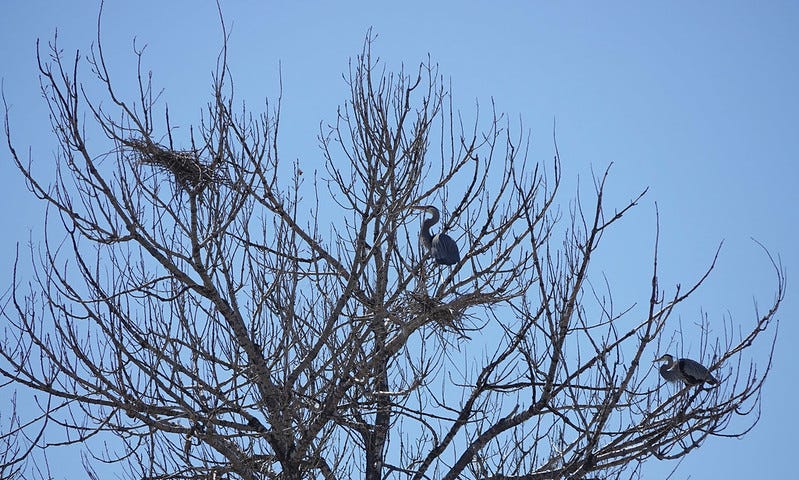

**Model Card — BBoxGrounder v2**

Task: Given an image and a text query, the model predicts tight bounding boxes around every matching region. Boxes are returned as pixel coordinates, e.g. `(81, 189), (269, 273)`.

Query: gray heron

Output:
(654, 354), (718, 386)
(411, 205), (460, 266)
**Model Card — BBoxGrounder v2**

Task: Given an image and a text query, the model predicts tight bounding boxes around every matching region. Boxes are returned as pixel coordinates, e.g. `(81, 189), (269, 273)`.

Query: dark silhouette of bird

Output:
(411, 205), (460, 265)
(654, 354), (718, 386)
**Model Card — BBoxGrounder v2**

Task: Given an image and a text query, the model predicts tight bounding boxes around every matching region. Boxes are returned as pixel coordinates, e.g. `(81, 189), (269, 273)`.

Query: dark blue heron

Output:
(654, 354), (718, 386)
(412, 205), (460, 266)
(657, 360), (683, 383)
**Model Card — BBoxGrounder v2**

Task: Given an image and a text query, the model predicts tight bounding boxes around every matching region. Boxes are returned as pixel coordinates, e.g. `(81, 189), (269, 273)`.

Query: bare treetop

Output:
(0, 24), (784, 480)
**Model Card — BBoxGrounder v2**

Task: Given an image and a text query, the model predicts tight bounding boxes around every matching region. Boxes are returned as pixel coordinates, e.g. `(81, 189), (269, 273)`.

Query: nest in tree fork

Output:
(127, 138), (216, 190)
(407, 292), (465, 331)
(403, 290), (509, 337)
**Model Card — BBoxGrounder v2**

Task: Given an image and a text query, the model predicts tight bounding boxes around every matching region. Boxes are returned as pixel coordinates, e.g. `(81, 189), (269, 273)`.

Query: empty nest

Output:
(127, 138), (217, 191)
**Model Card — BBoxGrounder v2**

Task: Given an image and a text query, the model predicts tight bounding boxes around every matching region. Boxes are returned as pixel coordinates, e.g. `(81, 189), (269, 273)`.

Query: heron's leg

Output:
(417, 261), (430, 295)
(435, 266), (460, 296)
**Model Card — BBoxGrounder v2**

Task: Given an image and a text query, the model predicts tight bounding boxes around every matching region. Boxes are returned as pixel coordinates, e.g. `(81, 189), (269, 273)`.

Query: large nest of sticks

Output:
(407, 292), (466, 332)
(126, 138), (217, 191)
(404, 290), (510, 337)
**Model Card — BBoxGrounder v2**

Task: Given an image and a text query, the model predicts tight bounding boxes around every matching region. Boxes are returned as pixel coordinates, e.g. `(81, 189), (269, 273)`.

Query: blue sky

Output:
(1, 1), (797, 478)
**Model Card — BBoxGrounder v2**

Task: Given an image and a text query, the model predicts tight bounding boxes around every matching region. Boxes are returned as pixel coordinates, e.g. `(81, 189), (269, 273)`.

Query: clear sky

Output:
(1, 1), (797, 478)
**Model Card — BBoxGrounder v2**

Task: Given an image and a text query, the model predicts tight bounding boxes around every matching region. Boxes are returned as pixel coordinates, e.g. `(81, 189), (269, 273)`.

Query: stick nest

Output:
(127, 138), (217, 191)
(407, 292), (465, 331)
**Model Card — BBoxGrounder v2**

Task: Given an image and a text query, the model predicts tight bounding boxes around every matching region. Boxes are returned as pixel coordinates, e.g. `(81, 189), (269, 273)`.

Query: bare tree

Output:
(1, 17), (784, 480)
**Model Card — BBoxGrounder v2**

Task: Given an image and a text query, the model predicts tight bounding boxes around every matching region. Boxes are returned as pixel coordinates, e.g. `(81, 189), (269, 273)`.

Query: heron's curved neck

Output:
(425, 208), (440, 226)
(422, 217), (439, 230)
(422, 210), (440, 232)
(419, 218), (435, 242)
